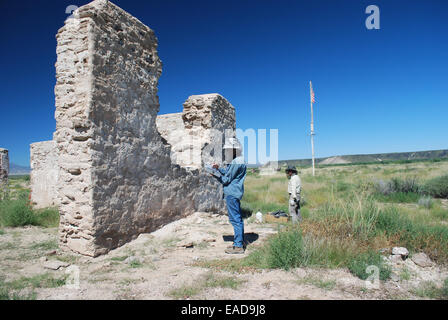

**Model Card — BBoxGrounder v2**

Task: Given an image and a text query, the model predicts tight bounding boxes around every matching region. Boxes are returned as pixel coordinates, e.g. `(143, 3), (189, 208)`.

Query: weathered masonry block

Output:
(157, 94), (236, 169)
(0, 148), (9, 198)
(54, 0), (231, 257)
(30, 141), (59, 208)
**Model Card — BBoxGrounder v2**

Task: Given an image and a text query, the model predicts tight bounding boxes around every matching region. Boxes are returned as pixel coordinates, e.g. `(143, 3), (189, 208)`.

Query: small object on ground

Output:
(411, 252), (433, 267)
(225, 246), (245, 254)
(392, 247), (409, 259)
(269, 210), (288, 218)
(43, 260), (70, 270)
(177, 240), (194, 248)
(46, 250), (57, 256)
(124, 256), (144, 265)
(255, 212), (263, 223)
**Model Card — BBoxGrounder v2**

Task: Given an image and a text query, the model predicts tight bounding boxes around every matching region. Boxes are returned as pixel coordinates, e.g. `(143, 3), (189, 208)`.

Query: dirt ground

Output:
(1, 211), (447, 300)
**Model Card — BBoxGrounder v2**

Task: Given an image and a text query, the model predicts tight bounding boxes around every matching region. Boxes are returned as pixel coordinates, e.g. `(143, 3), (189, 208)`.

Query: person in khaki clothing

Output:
(286, 166), (302, 223)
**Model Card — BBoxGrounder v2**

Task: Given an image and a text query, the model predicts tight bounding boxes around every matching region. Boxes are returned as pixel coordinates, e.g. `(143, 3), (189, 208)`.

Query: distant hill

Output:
(9, 163), (31, 175)
(266, 149), (448, 168)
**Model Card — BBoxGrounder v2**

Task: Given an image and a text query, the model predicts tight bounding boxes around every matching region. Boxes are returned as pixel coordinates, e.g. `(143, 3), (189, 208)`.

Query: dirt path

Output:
(1, 212), (446, 300)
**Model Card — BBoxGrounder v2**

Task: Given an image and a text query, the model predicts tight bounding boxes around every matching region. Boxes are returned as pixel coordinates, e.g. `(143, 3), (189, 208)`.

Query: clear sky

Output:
(0, 0), (447, 166)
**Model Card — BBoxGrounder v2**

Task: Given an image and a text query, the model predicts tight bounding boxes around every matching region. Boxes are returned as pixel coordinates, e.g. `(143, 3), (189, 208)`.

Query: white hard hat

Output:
(223, 137), (242, 150)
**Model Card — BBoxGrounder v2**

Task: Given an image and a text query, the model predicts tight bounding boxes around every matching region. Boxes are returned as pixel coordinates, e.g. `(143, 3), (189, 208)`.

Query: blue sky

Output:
(0, 0), (447, 166)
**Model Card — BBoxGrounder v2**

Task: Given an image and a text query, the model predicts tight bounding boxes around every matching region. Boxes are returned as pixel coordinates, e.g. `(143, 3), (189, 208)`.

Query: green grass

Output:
(212, 167), (448, 282)
(374, 192), (420, 203)
(168, 272), (245, 299)
(0, 192), (35, 227)
(111, 255), (129, 262)
(347, 250), (391, 281)
(30, 239), (59, 251)
(168, 283), (202, 300)
(266, 226), (304, 270)
(129, 260), (143, 268)
(8, 175), (30, 181)
(203, 272), (244, 290)
(430, 207), (448, 220)
(424, 174), (448, 198)
(0, 273), (67, 300)
(297, 275), (337, 290)
(400, 267), (412, 281)
(0, 191), (59, 228)
(33, 208), (59, 228)
(413, 278), (448, 300)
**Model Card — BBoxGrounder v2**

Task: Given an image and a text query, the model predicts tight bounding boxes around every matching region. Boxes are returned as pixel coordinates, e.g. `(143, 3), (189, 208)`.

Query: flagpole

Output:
(310, 81), (316, 176)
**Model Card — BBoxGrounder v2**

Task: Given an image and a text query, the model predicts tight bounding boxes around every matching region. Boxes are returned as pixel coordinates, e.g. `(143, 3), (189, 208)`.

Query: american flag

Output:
(310, 83), (316, 104)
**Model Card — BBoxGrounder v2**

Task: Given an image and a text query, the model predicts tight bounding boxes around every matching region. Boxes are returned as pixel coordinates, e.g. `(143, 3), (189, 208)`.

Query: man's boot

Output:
(225, 246), (245, 254)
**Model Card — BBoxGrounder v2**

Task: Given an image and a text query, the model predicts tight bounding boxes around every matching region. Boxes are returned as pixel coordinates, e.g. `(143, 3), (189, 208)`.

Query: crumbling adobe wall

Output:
(0, 148), (9, 197)
(54, 0), (228, 257)
(30, 141), (59, 208)
(156, 94), (236, 169)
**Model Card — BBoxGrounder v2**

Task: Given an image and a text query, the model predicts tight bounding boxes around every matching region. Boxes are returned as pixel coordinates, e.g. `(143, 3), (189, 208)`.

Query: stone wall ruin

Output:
(0, 148), (9, 198)
(48, 0), (235, 256)
(157, 94), (236, 169)
(30, 141), (59, 208)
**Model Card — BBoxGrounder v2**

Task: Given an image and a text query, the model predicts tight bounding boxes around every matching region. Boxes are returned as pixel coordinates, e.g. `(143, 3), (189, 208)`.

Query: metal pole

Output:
(310, 81), (315, 176)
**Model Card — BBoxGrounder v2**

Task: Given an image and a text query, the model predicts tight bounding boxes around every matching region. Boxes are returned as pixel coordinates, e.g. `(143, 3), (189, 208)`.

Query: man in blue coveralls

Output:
(212, 137), (247, 254)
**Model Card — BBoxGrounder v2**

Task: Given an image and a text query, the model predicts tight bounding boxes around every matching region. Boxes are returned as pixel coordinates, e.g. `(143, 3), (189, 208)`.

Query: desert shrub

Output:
(443, 278), (448, 298)
(267, 227), (304, 270)
(375, 179), (393, 195)
(33, 208), (60, 228)
(348, 250), (391, 281)
(335, 180), (351, 193)
(375, 207), (448, 262)
(313, 197), (380, 241)
(418, 196), (435, 209)
(373, 177), (423, 203)
(431, 207), (448, 220)
(414, 279), (448, 300)
(374, 177), (422, 195)
(312, 197), (448, 262)
(0, 192), (35, 227)
(423, 174), (448, 199)
(0, 191), (59, 228)
(375, 192), (420, 203)
(300, 235), (356, 268)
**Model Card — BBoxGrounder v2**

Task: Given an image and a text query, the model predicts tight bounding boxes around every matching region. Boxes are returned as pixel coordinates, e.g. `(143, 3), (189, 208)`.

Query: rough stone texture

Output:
(157, 94), (236, 169)
(392, 247), (409, 258)
(54, 0), (228, 257)
(0, 148), (9, 197)
(30, 141), (59, 208)
(411, 253), (433, 268)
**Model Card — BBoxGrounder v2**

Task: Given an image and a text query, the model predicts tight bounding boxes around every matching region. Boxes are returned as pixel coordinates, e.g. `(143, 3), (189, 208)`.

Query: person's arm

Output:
(290, 176), (300, 201)
(212, 164), (227, 176)
(218, 164), (241, 186)
(296, 176), (302, 197)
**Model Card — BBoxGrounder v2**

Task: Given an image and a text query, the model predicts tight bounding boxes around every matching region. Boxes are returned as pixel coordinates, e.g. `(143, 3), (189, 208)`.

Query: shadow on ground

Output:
(222, 232), (259, 245)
